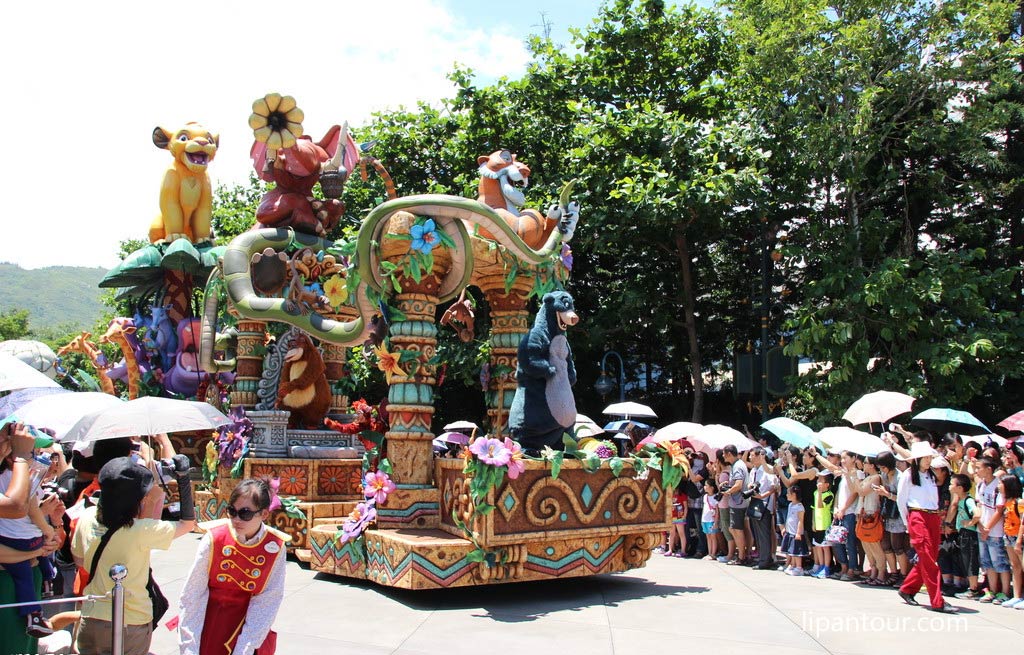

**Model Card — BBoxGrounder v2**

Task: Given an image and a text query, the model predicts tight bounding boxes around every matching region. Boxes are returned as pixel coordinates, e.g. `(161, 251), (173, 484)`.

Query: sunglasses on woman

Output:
(226, 506), (260, 521)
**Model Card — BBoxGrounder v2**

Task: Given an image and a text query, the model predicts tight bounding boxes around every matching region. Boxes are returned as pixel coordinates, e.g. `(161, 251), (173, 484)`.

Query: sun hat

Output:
(909, 441), (940, 460)
(930, 455), (950, 469)
(97, 456), (154, 503)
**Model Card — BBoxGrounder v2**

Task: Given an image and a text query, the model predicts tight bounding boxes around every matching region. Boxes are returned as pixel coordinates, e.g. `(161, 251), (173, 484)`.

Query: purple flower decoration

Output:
(410, 219), (439, 254)
(559, 243), (573, 271)
(469, 437), (512, 467)
(595, 444), (616, 459)
(479, 362), (491, 390)
(339, 501), (377, 544)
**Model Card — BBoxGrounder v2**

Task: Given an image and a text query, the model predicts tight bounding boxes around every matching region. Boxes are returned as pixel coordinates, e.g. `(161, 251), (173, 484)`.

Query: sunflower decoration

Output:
(249, 93), (304, 151)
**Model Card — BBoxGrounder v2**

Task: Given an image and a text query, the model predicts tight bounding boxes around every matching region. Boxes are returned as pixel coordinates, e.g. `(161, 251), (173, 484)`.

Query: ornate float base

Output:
(308, 526), (661, 589)
(306, 458), (669, 589)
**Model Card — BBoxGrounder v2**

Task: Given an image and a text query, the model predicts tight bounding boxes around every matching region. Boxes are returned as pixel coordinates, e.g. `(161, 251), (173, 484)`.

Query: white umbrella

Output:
(443, 420), (478, 431)
(602, 401), (658, 419)
(817, 426), (891, 457)
(574, 413), (604, 438)
(688, 424), (758, 456)
(637, 421), (703, 447)
(843, 391), (915, 426)
(0, 353), (62, 392)
(64, 396), (231, 442)
(14, 392), (124, 440)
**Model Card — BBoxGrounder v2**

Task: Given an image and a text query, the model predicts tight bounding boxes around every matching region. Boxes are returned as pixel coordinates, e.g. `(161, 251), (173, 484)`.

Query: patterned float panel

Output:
(243, 457), (364, 501)
(436, 458), (671, 547)
(308, 526), (662, 590)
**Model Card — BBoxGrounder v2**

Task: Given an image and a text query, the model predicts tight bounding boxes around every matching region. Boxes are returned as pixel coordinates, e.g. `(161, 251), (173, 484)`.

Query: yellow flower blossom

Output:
(249, 93), (304, 150)
(324, 274), (348, 309)
(373, 343), (407, 384)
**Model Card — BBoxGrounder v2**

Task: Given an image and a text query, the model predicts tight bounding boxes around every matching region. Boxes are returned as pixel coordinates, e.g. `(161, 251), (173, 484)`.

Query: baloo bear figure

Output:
(508, 291), (580, 453)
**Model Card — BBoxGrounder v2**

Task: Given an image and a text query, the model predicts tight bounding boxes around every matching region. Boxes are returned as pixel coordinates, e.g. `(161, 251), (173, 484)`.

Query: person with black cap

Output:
(71, 455), (196, 655)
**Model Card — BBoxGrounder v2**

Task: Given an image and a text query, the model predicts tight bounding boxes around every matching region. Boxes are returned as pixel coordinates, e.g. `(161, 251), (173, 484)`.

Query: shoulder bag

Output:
(855, 510), (883, 543)
(88, 524), (169, 628)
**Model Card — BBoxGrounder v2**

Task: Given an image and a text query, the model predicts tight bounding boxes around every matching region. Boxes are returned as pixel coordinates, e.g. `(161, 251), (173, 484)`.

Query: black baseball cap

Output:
(98, 456), (154, 503)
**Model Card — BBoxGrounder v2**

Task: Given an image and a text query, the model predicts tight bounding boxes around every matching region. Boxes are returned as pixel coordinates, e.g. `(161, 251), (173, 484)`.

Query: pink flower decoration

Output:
(268, 477), (282, 512)
(504, 438), (526, 479)
(363, 470), (396, 505)
(340, 501), (377, 544)
(469, 437), (512, 467)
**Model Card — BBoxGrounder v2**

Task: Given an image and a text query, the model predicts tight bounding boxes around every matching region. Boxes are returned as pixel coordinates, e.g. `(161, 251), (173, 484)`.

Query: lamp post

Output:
(595, 350), (625, 402)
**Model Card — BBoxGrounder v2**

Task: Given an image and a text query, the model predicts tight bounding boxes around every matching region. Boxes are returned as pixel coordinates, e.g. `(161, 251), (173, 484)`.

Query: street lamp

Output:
(595, 350), (625, 402)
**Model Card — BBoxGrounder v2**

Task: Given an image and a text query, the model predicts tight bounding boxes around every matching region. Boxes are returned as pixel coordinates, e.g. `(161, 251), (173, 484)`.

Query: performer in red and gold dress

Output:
(179, 479), (288, 655)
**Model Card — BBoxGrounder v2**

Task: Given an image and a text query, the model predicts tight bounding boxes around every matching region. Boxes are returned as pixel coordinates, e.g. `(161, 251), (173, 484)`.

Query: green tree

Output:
(0, 308), (30, 341)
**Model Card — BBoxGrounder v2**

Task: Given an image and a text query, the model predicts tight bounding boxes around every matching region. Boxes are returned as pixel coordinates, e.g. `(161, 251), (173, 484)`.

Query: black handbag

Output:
(881, 496), (901, 520)
(88, 524), (168, 628)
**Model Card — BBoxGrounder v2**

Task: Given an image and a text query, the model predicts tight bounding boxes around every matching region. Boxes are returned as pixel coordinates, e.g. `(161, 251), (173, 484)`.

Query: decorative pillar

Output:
(480, 280), (532, 437)
(323, 306), (359, 413)
(232, 319), (266, 408)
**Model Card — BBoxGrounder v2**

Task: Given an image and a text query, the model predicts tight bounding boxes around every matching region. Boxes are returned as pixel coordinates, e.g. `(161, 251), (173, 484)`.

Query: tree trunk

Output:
(674, 227), (704, 422)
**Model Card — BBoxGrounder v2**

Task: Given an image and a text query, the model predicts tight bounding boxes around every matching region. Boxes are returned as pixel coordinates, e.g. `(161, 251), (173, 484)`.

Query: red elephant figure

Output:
(250, 124), (360, 236)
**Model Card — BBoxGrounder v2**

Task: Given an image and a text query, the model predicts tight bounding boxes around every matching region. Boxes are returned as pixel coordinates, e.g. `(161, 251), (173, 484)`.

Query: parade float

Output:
(91, 92), (674, 589)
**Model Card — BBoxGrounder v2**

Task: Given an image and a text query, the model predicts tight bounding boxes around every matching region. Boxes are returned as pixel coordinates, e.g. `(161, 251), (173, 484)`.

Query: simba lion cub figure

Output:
(148, 123), (219, 244)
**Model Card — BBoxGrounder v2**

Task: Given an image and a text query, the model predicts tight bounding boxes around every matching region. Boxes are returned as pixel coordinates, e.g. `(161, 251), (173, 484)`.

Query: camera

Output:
(741, 487), (758, 499)
(713, 492), (724, 502)
(156, 454), (192, 479)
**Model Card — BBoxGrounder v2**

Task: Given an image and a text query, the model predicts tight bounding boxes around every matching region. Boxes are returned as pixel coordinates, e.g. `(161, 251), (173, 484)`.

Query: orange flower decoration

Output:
(373, 343), (407, 384)
(277, 465), (309, 496)
(664, 441), (689, 468)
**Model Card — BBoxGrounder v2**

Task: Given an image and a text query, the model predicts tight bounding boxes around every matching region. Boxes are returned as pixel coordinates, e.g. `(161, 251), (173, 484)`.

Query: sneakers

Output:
(787, 567), (805, 576)
(40, 580), (55, 599)
(810, 564), (823, 576)
(26, 613), (53, 638)
(980, 591), (997, 603)
(716, 556), (729, 563)
(840, 574), (855, 582)
(1001, 597), (1024, 608)
(813, 566), (831, 579)
(992, 593), (1010, 605)
(955, 588), (984, 600)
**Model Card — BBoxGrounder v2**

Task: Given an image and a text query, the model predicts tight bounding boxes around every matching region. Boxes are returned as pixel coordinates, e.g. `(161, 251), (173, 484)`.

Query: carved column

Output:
(323, 306), (359, 413)
(232, 319), (266, 409)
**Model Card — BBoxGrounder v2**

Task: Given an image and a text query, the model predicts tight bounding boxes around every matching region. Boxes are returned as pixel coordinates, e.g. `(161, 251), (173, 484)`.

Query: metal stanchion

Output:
(109, 564), (127, 655)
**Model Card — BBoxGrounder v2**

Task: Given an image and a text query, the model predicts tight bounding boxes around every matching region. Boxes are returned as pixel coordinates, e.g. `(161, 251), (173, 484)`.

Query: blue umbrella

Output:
(911, 408), (990, 436)
(761, 417), (823, 449)
(603, 420), (651, 432)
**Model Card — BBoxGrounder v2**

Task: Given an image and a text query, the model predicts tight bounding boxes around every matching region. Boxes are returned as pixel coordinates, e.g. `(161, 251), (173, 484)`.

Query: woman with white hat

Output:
(896, 441), (958, 613)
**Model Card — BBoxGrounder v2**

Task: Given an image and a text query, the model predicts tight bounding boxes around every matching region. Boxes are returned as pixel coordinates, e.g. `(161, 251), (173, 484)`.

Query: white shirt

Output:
(896, 467), (939, 526)
(752, 466), (777, 513)
(837, 469), (865, 516)
(977, 478), (1005, 538)
(178, 523), (287, 655)
(0, 470), (43, 540)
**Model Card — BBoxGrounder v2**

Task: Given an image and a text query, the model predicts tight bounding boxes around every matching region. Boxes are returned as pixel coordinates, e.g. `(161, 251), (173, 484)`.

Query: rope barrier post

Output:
(109, 564), (128, 655)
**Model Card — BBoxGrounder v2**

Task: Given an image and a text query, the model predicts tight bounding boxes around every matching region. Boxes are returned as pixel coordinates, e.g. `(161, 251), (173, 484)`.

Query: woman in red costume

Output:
(178, 479), (287, 655)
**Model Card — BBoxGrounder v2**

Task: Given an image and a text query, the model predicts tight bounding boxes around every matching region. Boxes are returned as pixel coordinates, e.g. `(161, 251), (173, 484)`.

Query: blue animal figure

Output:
(151, 305), (178, 372)
(508, 290), (580, 453)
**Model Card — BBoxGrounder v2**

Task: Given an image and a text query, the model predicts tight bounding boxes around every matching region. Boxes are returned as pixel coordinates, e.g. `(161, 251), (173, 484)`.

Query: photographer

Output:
(747, 448), (778, 569)
(72, 455), (196, 655)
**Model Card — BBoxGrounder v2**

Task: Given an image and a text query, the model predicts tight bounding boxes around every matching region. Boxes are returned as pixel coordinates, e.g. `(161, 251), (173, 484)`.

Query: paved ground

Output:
(140, 535), (1023, 655)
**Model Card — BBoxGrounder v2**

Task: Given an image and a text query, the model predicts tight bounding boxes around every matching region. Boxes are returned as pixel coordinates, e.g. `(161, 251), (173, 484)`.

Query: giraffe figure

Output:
(56, 332), (117, 396)
(100, 318), (150, 400)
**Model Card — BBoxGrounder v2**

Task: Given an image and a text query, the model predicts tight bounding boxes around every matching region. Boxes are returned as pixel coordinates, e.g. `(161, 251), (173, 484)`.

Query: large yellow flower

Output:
(249, 93), (304, 150)
(664, 441), (690, 470)
(373, 343), (407, 384)
(324, 274), (348, 309)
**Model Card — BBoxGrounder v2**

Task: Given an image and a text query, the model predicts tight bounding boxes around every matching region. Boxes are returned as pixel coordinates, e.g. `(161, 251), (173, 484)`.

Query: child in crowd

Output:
(781, 486), (808, 575)
(951, 473), (983, 600)
(811, 471), (835, 579)
(702, 479), (722, 559)
(998, 475), (1024, 608)
(0, 446), (57, 637)
(667, 485), (688, 557)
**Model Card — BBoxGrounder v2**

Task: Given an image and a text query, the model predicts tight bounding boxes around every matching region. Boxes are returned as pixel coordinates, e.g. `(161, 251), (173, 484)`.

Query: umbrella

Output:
(637, 421), (703, 447)
(688, 424), (757, 456)
(14, 392), (124, 440)
(997, 411), (1024, 433)
(64, 396), (231, 442)
(443, 420), (478, 432)
(574, 414), (605, 439)
(911, 408), (990, 437)
(817, 426), (890, 457)
(761, 417), (823, 450)
(436, 431), (470, 446)
(0, 353), (62, 392)
(0, 387), (70, 419)
(603, 420), (651, 432)
(842, 391), (916, 426)
(602, 401), (657, 419)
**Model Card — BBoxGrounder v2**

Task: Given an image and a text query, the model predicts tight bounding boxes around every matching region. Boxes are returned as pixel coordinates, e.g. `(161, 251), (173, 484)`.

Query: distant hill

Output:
(0, 262), (108, 332)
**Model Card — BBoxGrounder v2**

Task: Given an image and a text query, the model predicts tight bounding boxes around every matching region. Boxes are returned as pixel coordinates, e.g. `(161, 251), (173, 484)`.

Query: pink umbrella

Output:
(637, 421), (702, 447)
(688, 424), (757, 456)
(998, 411), (1024, 433)
(842, 391), (915, 426)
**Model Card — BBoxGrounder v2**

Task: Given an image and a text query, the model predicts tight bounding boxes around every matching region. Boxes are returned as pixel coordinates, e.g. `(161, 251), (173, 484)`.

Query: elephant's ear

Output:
(250, 140), (274, 183)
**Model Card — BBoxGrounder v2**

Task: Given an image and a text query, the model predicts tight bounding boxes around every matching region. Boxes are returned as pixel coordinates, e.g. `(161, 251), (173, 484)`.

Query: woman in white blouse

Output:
(895, 441), (958, 613)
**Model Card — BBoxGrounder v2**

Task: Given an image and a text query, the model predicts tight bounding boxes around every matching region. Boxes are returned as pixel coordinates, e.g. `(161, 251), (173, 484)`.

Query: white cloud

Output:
(0, 0), (530, 269)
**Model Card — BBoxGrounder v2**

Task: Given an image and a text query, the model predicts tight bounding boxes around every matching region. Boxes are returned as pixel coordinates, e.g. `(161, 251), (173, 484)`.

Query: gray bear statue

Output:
(508, 290), (579, 453)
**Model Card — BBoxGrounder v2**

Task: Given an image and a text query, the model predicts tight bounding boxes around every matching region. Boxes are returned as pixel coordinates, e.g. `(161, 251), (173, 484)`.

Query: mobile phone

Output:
(888, 423), (899, 432)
